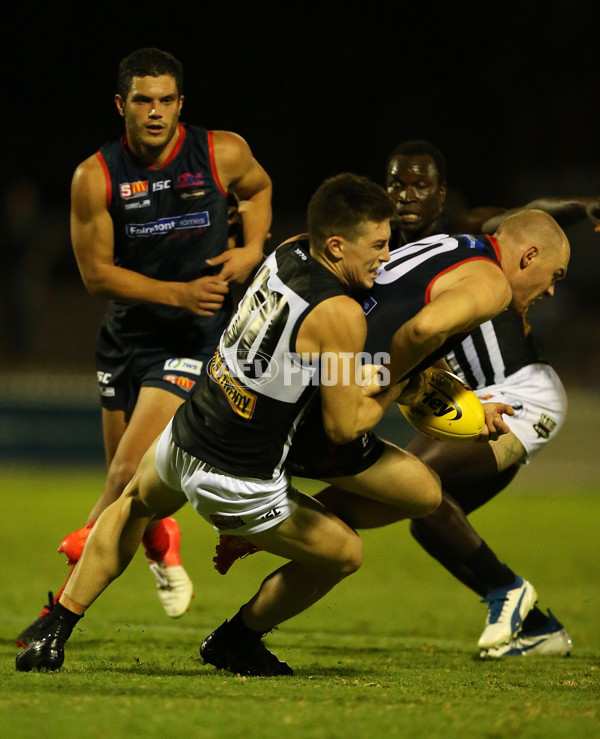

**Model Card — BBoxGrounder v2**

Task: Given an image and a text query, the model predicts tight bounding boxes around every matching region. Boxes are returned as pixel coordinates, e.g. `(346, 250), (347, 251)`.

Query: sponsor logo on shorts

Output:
(125, 212), (210, 238)
(210, 514), (245, 530)
(120, 180), (149, 200)
(164, 358), (203, 375)
(258, 508), (282, 521)
(163, 374), (196, 391)
(533, 413), (557, 439)
(97, 371), (115, 395)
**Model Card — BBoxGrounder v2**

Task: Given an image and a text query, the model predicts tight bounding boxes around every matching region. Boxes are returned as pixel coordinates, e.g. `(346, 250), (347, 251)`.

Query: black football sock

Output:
(522, 607), (550, 631)
(47, 603), (83, 642)
(224, 607), (266, 643)
(411, 519), (492, 596)
(463, 541), (516, 592)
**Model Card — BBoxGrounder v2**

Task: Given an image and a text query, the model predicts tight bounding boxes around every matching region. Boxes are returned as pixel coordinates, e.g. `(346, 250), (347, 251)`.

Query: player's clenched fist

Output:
(180, 276), (229, 315)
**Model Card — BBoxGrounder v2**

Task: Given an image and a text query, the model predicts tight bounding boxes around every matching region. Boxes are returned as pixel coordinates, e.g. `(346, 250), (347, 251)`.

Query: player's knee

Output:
(411, 491), (459, 534)
(119, 478), (151, 519)
(343, 533), (364, 576)
(344, 536), (363, 576)
(106, 457), (139, 498)
(409, 494), (450, 547)
(329, 532), (363, 579)
(410, 471), (442, 519)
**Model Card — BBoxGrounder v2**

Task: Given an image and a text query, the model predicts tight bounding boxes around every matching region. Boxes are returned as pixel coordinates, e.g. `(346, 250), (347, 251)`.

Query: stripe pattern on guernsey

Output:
(446, 311), (545, 391)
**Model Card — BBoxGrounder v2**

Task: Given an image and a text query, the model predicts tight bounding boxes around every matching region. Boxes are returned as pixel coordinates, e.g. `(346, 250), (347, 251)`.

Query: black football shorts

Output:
(95, 323), (216, 412)
(286, 395), (385, 479)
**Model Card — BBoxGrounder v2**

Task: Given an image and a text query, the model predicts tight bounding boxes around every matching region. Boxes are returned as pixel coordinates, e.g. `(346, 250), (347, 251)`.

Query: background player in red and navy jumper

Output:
(17, 47), (272, 646)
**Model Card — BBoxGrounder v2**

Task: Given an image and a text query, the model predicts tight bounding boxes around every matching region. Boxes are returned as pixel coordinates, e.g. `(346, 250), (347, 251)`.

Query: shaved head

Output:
(495, 209), (570, 314)
(495, 209), (569, 256)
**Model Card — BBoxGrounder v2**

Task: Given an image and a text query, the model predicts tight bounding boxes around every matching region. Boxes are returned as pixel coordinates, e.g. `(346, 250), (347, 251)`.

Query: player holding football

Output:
(288, 144), (579, 658)
(16, 47), (272, 647)
(211, 206), (570, 672)
(383, 140), (590, 657)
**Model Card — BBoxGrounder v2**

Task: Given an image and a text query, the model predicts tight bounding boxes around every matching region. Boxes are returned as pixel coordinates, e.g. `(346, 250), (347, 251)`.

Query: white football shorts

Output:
(475, 363), (567, 463)
(155, 418), (300, 535)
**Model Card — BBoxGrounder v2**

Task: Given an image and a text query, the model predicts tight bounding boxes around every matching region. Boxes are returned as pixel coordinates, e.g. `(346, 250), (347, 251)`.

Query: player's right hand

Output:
(181, 276), (229, 315)
(396, 371), (427, 406)
(359, 363), (388, 396)
(477, 402), (514, 441)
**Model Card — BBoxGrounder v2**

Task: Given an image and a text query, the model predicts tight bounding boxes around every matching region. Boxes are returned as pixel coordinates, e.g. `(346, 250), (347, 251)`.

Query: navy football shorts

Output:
(95, 324), (216, 413)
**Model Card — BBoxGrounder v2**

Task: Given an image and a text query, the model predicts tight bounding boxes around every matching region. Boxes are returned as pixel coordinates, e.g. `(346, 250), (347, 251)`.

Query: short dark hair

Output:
(117, 48), (184, 99)
(387, 139), (447, 184)
(307, 173), (395, 250)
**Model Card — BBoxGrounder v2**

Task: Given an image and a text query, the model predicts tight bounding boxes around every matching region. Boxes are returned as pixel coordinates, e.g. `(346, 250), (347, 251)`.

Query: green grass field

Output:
(1, 465), (599, 738)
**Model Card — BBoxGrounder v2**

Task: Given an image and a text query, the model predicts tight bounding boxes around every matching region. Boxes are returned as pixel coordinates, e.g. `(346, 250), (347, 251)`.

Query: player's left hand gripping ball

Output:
(397, 368), (485, 442)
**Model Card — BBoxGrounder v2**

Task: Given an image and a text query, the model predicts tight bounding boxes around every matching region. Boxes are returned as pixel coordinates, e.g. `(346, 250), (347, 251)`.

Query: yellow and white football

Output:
(397, 368), (485, 442)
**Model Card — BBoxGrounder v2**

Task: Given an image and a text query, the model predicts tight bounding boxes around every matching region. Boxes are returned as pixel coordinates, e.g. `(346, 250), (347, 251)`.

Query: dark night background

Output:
(2, 2), (600, 383)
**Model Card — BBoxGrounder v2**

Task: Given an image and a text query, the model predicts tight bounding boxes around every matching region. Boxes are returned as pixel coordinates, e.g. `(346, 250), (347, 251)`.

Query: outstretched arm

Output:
(481, 196), (600, 233)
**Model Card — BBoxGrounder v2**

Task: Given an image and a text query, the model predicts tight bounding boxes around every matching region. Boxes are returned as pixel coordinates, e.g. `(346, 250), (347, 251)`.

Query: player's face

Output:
(511, 247), (569, 314)
(386, 155), (446, 236)
(116, 75), (183, 154)
(341, 220), (391, 289)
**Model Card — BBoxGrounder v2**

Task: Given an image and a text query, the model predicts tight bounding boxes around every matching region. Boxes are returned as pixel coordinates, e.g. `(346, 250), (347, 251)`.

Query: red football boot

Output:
(213, 534), (262, 575)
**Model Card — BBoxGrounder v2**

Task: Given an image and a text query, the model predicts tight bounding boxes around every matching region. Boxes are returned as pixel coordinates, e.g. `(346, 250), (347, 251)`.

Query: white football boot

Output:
(478, 575), (538, 649)
(480, 610), (572, 658)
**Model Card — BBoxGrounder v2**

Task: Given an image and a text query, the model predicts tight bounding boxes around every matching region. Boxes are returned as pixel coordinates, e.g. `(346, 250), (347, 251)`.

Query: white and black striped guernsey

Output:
(171, 237), (349, 479)
(446, 310), (544, 390)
